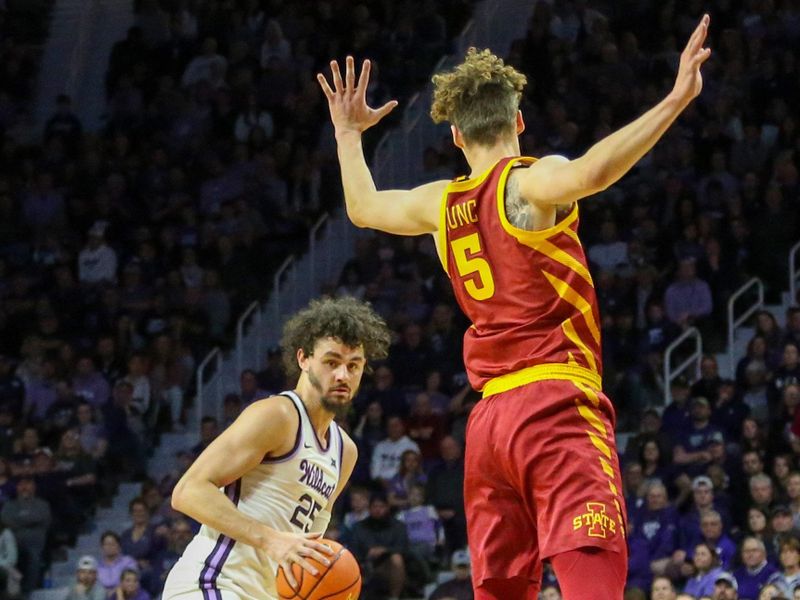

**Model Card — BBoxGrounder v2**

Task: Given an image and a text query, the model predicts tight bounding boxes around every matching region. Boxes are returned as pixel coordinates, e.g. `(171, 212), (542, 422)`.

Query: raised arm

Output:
(171, 398), (332, 586)
(318, 57), (446, 235)
(519, 15), (712, 207)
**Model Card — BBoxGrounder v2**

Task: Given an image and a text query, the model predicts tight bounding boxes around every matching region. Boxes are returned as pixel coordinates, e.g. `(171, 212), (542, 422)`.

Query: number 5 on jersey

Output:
(451, 232), (495, 300)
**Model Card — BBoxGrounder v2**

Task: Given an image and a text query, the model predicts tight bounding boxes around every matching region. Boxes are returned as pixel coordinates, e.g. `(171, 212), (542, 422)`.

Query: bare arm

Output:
(318, 57), (445, 235)
(519, 15), (712, 207)
(171, 397), (332, 583)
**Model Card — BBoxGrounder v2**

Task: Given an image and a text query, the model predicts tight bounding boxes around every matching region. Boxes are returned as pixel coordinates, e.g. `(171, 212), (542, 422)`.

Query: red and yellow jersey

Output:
(437, 156), (602, 394)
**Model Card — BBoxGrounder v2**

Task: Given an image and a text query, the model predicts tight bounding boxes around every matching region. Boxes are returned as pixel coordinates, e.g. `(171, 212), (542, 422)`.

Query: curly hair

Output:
(280, 297), (391, 380)
(431, 47), (527, 146)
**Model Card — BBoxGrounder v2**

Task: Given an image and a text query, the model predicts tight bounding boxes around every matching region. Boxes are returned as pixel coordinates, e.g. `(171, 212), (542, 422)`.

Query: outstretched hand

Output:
(317, 56), (398, 138)
(672, 14), (712, 105)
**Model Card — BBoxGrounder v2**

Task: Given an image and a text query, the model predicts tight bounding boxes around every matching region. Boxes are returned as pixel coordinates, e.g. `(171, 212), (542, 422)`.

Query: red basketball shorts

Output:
(464, 376), (628, 588)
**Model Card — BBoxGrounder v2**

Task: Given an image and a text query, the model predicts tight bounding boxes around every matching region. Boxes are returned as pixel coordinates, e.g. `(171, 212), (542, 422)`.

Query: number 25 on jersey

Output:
(451, 232), (495, 301)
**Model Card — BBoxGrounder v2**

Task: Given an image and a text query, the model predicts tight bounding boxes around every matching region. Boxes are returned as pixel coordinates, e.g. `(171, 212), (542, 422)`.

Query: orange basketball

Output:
(276, 539), (361, 600)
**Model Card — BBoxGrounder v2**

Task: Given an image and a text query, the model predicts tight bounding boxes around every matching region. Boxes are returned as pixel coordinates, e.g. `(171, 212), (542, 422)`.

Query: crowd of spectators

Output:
(0, 0), (799, 599)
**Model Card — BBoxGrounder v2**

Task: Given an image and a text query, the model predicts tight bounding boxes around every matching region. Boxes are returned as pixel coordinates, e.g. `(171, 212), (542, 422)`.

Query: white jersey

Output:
(163, 391), (344, 600)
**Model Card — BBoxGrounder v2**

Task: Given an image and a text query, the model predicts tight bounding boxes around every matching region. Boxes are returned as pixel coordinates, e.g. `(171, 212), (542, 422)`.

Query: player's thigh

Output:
(465, 397), (542, 586)
(503, 380), (627, 559)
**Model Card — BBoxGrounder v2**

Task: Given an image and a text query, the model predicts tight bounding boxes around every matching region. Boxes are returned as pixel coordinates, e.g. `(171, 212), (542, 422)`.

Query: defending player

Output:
(162, 297), (391, 599)
(317, 15), (711, 600)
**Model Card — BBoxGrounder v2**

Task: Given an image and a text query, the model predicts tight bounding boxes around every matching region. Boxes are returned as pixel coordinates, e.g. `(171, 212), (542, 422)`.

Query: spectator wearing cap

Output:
(712, 572), (739, 600)
(766, 537), (800, 597)
(627, 480), (679, 590)
(78, 221), (118, 285)
(663, 257), (713, 330)
(429, 548), (473, 600)
(684, 541), (725, 598)
(65, 555), (105, 600)
(733, 536), (778, 600)
(673, 398), (725, 478)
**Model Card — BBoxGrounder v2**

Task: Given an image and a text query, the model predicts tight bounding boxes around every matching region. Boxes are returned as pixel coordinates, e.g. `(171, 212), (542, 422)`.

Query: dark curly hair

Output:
(280, 297), (391, 380)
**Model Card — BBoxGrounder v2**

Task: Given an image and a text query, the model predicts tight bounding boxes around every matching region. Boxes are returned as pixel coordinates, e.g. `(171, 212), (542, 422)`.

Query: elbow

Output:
(345, 205), (370, 229)
(171, 480), (187, 513)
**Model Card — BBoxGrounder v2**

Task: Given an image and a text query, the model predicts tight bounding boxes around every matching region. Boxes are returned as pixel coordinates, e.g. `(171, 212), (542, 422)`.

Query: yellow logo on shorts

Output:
(572, 502), (616, 538)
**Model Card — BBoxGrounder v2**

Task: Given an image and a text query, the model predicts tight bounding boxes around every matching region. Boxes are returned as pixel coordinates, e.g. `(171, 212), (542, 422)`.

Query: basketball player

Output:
(163, 297), (391, 599)
(317, 15), (711, 600)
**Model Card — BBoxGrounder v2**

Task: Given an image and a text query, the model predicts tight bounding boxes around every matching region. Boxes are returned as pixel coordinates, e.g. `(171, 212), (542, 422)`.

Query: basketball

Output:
(276, 540), (361, 600)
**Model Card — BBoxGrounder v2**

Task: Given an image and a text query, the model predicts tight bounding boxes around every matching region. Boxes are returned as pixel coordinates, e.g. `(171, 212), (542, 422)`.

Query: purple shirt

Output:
(97, 554), (138, 590)
(72, 373), (111, 408)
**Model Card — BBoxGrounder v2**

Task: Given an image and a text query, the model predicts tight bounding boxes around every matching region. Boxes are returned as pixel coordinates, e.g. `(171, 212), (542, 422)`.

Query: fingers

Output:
(345, 55), (356, 92)
(687, 13), (710, 53)
(280, 561), (298, 589)
(304, 538), (335, 555)
(316, 73), (334, 100)
(375, 100), (399, 120)
(357, 59), (371, 100)
(303, 547), (333, 567)
(330, 60), (344, 93)
(291, 552), (320, 577)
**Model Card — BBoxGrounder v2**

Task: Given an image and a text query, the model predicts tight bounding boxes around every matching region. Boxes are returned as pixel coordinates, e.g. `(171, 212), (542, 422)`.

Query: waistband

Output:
(481, 363), (602, 398)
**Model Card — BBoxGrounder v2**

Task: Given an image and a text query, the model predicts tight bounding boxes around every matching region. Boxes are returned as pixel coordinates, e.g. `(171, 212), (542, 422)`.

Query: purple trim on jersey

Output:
(293, 390), (333, 453)
(336, 425), (344, 477)
(199, 479), (241, 597)
(261, 392), (302, 463)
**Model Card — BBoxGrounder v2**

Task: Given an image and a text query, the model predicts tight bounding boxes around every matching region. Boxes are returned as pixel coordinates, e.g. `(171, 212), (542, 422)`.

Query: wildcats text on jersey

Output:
(299, 458), (335, 499)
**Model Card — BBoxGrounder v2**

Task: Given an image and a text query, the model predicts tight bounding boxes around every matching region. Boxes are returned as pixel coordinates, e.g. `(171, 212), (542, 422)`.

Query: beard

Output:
(308, 367), (356, 419)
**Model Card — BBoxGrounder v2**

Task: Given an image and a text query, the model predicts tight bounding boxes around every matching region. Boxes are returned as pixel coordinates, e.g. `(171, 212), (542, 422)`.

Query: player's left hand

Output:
(671, 14), (712, 106)
(317, 56), (398, 138)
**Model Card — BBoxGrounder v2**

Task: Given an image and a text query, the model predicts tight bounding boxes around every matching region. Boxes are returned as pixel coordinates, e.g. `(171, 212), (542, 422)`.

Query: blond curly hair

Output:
(431, 47), (527, 146)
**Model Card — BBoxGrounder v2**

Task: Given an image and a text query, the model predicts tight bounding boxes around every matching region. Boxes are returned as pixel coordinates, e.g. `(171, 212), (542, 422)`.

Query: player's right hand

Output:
(263, 529), (334, 589)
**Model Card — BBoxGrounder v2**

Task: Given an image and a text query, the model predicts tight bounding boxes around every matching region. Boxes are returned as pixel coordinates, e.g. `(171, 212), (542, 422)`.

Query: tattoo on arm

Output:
(504, 175), (534, 230)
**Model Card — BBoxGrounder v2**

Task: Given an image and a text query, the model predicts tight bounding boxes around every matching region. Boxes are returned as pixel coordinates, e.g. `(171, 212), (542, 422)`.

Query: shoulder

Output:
(240, 394), (299, 426)
(339, 429), (358, 458)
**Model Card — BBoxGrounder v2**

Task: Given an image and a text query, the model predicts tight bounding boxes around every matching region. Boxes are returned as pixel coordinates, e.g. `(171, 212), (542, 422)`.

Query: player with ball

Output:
(163, 297), (391, 600)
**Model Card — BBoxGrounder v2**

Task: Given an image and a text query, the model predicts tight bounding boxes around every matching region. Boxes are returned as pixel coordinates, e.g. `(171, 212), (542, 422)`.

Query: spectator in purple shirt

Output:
(664, 257), (713, 330)
(683, 542), (725, 598)
(733, 536), (777, 600)
(674, 397), (725, 478)
(72, 355), (111, 409)
(628, 480), (679, 590)
(96, 531), (138, 591)
(696, 510), (737, 569)
(109, 568), (151, 600)
(678, 477), (732, 557)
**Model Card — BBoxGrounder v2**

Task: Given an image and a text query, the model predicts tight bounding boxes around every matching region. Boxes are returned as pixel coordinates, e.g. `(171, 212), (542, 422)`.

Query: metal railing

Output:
(195, 347), (222, 429)
(235, 301), (261, 377)
(790, 241), (800, 305)
(727, 277), (764, 375)
(663, 327), (702, 405)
